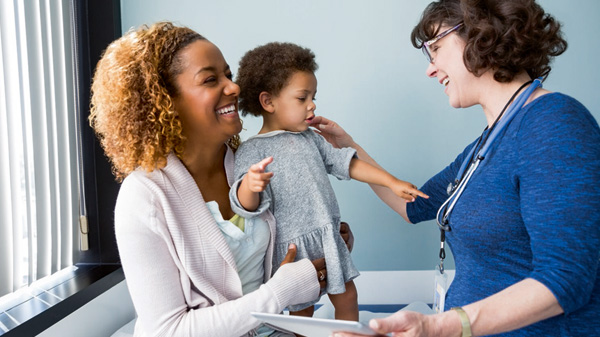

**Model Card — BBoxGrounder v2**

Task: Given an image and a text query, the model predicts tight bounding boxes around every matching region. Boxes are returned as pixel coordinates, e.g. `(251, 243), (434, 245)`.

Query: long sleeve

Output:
(229, 140), (273, 219)
(405, 93), (600, 335)
(115, 155), (320, 337)
(514, 94), (600, 314)
(406, 137), (479, 224)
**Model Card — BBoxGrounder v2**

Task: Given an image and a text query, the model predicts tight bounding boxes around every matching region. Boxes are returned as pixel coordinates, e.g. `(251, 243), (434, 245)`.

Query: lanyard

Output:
(435, 78), (543, 273)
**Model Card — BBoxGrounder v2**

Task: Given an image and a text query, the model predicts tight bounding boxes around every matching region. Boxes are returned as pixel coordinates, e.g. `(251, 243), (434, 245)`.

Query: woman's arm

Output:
(460, 278), (562, 335)
(310, 116), (412, 222)
(336, 98), (600, 336)
(116, 177), (320, 336)
(335, 278), (562, 337)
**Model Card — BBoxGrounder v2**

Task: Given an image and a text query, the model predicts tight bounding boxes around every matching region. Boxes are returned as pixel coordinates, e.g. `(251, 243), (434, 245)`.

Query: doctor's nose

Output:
(426, 62), (437, 78)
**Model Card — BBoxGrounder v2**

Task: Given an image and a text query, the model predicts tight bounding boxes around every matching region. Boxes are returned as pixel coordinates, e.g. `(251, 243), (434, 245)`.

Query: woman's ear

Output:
(259, 91), (275, 113)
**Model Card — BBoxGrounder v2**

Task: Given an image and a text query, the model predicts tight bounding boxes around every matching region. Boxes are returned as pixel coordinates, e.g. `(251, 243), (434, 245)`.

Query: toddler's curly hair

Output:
(236, 42), (318, 117)
(89, 21), (240, 181)
(411, 0), (567, 82)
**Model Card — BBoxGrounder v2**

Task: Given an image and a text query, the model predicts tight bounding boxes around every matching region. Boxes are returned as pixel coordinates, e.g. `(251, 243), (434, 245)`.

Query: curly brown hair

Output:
(236, 42), (318, 117)
(411, 0), (567, 82)
(89, 21), (240, 181)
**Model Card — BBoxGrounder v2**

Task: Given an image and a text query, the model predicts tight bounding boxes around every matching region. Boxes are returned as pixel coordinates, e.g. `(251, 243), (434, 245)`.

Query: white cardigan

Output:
(114, 148), (319, 337)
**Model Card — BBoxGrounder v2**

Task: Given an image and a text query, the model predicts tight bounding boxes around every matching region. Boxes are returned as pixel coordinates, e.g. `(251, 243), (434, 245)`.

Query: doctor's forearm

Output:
(459, 278), (563, 336)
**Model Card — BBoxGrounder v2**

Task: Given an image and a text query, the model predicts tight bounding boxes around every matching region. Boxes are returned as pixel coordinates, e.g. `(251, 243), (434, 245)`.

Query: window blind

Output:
(0, 0), (79, 298)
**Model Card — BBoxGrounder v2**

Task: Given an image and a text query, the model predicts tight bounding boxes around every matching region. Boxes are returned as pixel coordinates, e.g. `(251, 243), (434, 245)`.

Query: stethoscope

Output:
(435, 78), (543, 273)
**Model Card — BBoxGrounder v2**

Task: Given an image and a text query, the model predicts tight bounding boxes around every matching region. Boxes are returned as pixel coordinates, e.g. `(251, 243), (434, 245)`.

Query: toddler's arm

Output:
(237, 156), (274, 211)
(349, 158), (428, 202)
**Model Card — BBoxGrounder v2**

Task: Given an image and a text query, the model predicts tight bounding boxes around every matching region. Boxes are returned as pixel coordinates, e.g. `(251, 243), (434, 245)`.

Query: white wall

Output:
(38, 280), (135, 337)
(119, 0), (600, 271)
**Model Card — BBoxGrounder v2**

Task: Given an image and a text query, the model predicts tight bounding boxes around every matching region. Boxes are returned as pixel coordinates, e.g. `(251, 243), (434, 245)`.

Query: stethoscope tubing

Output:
(436, 78), (543, 231)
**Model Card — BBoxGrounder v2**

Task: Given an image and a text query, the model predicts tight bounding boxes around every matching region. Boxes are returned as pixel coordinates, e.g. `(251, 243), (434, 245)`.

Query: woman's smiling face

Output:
(173, 39), (242, 148)
(425, 27), (481, 109)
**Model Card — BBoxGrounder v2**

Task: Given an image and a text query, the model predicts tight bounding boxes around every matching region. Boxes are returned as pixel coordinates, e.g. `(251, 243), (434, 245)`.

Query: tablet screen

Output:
(250, 312), (378, 336)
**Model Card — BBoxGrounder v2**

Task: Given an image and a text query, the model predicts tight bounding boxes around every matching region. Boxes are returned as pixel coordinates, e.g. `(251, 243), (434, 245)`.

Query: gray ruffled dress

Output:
(230, 129), (360, 311)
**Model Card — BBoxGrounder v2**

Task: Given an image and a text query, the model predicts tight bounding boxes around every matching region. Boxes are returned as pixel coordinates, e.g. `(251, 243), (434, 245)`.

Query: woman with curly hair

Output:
(89, 21), (340, 336)
(327, 0), (600, 336)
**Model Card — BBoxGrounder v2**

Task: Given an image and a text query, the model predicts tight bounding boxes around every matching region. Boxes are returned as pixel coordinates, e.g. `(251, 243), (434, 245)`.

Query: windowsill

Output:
(0, 264), (123, 336)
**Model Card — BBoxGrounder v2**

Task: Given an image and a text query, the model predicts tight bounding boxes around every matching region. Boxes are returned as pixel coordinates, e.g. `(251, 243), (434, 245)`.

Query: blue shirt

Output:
(407, 93), (600, 336)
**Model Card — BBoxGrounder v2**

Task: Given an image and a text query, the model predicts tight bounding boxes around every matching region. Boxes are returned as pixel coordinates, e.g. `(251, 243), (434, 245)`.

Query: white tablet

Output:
(250, 312), (378, 336)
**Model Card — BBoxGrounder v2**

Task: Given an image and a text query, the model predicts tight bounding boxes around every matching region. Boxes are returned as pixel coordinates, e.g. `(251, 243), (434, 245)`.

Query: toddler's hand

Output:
(244, 157), (274, 192)
(390, 180), (429, 202)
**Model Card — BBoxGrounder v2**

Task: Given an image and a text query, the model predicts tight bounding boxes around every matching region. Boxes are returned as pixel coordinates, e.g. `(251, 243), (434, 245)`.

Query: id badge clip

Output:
(433, 264), (448, 314)
(433, 229), (448, 313)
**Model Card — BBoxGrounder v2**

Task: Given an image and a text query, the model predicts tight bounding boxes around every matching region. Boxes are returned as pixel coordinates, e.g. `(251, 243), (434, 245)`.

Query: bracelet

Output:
(451, 307), (472, 337)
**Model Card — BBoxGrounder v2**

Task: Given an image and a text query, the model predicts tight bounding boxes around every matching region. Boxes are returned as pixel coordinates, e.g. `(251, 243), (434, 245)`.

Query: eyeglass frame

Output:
(421, 22), (464, 63)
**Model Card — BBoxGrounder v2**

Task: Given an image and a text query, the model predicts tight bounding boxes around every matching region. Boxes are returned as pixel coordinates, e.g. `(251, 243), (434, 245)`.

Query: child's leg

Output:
(289, 305), (315, 337)
(328, 280), (359, 321)
(289, 305), (314, 317)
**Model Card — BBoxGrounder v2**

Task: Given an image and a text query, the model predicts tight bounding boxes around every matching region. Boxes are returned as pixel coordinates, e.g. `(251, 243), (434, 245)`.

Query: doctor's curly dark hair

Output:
(411, 0), (567, 82)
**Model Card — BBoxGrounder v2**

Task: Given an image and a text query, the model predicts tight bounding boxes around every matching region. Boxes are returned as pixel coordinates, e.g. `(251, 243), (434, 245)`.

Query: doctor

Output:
(321, 0), (600, 336)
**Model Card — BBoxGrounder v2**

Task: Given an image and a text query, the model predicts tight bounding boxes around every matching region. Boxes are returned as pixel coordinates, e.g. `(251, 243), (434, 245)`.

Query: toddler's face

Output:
(269, 71), (317, 132)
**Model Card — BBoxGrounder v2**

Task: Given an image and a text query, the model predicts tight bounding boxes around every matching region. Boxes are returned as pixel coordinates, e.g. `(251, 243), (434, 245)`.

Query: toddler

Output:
(229, 42), (427, 321)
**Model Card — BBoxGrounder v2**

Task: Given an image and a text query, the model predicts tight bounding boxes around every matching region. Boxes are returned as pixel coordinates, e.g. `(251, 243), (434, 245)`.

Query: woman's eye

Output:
(225, 72), (233, 80)
(298, 97), (306, 102)
(204, 77), (216, 84)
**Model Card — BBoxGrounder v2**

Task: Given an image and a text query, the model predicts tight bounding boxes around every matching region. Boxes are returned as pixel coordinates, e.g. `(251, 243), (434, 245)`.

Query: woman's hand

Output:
(280, 243), (327, 289)
(333, 311), (440, 337)
(310, 116), (355, 149)
(339, 221), (354, 252)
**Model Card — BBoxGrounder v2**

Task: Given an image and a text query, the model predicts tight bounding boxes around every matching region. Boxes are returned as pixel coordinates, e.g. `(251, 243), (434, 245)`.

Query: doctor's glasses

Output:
(421, 23), (464, 64)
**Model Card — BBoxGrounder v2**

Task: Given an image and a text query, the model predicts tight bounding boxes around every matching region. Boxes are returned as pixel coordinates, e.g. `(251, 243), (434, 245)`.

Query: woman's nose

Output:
(225, 78), (240, 96)
(308, 101), (316, 111)
(426, 62), (437, 78)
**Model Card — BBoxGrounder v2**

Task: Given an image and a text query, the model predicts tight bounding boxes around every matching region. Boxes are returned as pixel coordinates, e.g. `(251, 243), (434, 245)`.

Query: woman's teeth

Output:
(442, 78), (449, 86)
(216, 105), (235, 115)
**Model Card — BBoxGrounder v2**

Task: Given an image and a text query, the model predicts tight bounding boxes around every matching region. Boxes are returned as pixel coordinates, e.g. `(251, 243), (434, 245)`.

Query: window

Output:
(0, 0), (80, 300)
(0, 0), (123, 335)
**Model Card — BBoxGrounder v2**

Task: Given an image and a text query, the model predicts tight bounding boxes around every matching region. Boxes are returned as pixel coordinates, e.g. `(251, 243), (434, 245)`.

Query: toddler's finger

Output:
(403, 193), (416, 202)
(257, 156), (273, 171)
(411, 189), (429, 199)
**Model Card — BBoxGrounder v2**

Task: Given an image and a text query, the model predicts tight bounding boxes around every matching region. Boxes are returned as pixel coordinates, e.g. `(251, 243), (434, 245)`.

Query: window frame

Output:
(1, 1), (123, 335)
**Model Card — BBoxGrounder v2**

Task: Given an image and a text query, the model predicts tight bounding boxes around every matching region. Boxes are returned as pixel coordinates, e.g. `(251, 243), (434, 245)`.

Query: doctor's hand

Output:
(280, 243), (327, 289)
(310, 115), (355, 149)
(333, 310), (442, 337)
